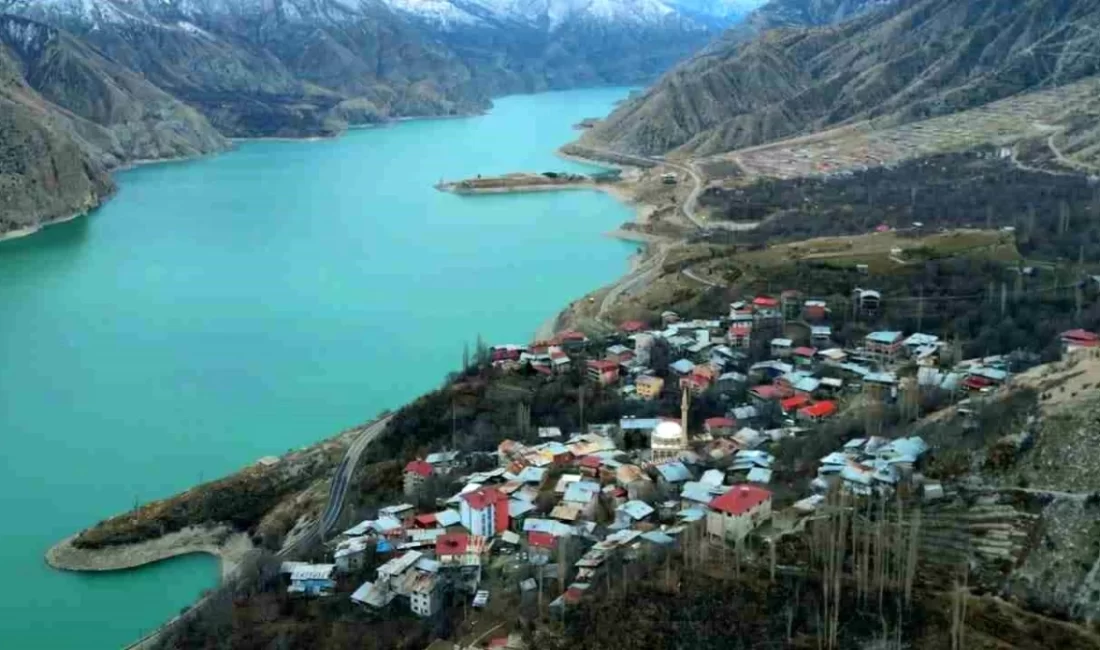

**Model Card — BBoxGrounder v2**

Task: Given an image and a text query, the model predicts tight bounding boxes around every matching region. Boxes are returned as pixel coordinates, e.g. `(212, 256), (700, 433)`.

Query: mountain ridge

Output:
(579, 0), (1100, 156)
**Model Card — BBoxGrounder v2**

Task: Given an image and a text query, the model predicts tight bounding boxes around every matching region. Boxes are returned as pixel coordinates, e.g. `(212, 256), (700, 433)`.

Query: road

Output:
(317, 414), (395, 541)
(124, 414), (394, 650)
(681, 266), (725, 288)
(565, 145), (705, 230)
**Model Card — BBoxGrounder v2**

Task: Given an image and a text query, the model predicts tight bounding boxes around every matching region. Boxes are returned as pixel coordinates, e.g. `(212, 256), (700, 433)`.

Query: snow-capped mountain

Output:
(376, 0), (763, 29)
(1, 0), (754, 139)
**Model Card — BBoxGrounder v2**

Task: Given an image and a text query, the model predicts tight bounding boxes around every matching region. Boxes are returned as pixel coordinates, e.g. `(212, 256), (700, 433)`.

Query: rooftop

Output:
(710, 485), (772, 516)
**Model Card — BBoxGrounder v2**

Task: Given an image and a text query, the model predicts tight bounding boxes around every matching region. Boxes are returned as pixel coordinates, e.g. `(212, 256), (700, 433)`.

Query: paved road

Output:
(124, 414), (394, 650)
(318, 414), (395, 540)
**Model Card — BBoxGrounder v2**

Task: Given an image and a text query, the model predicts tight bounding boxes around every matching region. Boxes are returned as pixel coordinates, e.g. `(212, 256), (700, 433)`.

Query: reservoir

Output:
(0, 87), (635, 649)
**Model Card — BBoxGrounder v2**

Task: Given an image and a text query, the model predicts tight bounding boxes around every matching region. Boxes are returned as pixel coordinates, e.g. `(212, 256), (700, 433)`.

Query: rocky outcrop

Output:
(0, 45), (112, 236)
(5, 0), (740, 138)
(581, 0), (1100, 156)
(0, 16), (228, 167)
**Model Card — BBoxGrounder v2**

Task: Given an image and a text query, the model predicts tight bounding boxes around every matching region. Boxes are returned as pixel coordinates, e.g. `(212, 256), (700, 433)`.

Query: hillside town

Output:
(274, 290), (1100, 646)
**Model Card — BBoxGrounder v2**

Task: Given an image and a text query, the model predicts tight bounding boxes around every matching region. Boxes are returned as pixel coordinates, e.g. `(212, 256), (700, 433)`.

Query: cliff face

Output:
(5, 0), (742, 138)
(581, 0), (1100, 156)
(0, 46), (112, 235)
(0, 16), (228, 167)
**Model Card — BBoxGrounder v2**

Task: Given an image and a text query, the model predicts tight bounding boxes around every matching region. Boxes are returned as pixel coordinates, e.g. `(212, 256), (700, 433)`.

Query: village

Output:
(273, 289), (1100, 648)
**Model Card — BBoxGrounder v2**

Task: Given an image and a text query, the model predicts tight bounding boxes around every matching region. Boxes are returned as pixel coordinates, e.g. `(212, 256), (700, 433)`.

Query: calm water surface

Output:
(0, 88), (635, 649)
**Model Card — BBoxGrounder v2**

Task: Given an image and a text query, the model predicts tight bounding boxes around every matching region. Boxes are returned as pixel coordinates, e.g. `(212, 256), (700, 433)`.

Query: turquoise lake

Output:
(0, 88), (635, 649)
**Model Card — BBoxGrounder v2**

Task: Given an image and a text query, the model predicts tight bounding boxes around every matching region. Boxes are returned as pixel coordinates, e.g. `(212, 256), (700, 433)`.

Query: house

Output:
(818, 347), (846, 364)
(707, 485), (772, 543)
(717, 371), (747, 393)
(750, 384), (789, 405)
(853, 288), (881, 314)
(620, 320), (647, 334)
(538, 427), (563, 439)
(669, 359), (696, 376)
(803, 300), (828, 322)
(408, 570), (444, 617)
(404, 460), (434, 496)
(425, 451), (460, 472)
(606, 344), (635, 365)
(780, 394), (811, 414)
(798, 401), (838, 422)
(635, 375), (664, 400)
(704, 417), (736, 437)
(1061, 329), (1100, 351)
(864, 331), (904, 363)
(792, 347), (817, 367)
(435, 533), (486, 568)
(771, 338), (794, 358)
(810, 325), (832, 346)
(654, 460), (692, 490)
(903, 333), (940, 353)
(334, 537), (371, 572)
(617, 499), (655, 522)
(680, 364), (717, 394)
(780, 290), (803, 320)
(587, 359), (620, 385)
(752, 296), (779, 311)
(459, 487), (509, 537)
(728, 322), (753, 348)
(288, 564), (337, 597)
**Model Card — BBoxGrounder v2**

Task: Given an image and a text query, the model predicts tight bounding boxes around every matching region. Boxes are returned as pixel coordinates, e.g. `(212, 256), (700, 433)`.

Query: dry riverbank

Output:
(47, 525), (253, 581)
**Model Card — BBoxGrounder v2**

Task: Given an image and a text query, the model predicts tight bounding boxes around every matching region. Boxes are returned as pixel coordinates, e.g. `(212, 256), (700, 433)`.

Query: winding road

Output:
(124, 414), (394, 650)
(317, 414), (394, 540)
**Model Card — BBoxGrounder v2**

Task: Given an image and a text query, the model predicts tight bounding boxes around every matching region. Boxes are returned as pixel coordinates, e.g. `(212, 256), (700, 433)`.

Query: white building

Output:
(650, 420), (685, 462)
(706, 485), (772, 543)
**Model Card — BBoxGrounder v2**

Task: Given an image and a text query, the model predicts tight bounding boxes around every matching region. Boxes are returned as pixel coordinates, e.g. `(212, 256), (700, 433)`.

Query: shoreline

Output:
(0, 208), (89, 243)
(46, 525), (253, 582)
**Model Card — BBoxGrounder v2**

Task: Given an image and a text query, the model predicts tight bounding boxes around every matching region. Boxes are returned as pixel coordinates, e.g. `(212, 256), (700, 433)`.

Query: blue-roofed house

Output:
(563, 481), (601, 506)
(654, 460), (692, 493)
(617, 499), (655, 522)
(865, 331), (904, 363)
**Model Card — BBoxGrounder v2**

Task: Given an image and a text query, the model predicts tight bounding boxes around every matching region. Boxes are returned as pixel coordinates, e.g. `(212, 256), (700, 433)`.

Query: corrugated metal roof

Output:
(655, 461), (691, 483)
(618, 500), (655, 520)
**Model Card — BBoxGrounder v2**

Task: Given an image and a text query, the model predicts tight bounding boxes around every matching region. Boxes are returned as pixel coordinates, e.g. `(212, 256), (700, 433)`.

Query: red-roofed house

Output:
(587, 359), (620, 385)
(620, 320), (647, 333)
(750, 384), (790, 404)
(704, 417), (736, 437)
(436, 533), (486, 567)
(753, 296), (779, 309)
(728, 321), (753, 348)
(963, 375), (993, 392)
(1061, 329), (1100, 351)
(707, 485), (773, 542)
(780, 394), (811, 413)
(528, 531), (558, 550)
(459, 487), (509, 537)
(792, 347), (817, 367)
(404, 460), (434, 496)
(680, 365), (717, 395)
(798, 400), (838, 422)
(413, 513), (437, 528)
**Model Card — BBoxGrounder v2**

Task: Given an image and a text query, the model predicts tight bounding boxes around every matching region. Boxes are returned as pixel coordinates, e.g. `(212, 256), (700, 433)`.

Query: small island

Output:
(435, 169), (622, 195)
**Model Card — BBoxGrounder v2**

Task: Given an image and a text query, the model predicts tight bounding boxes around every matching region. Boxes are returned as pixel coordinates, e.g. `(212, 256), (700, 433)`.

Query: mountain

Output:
(3, 0), (759, 138)
(0, 46), (109, 235)
(0, 14), (230, 236)
(580, 0), (1100, 156)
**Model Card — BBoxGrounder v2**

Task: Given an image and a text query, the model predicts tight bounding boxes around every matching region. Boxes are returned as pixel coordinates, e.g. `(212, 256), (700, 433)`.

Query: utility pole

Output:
(1000, 282), (1008, 317)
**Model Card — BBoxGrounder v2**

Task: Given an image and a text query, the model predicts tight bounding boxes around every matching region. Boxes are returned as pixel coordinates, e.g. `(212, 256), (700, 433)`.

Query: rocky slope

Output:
(4, 0), (758, 138)
(0, 15), (228, 236)
(580, 0), (1100, 156)
(0, 45), (112, 235)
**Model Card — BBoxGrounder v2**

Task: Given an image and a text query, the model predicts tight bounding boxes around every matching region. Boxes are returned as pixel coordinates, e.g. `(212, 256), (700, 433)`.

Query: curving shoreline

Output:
(46, 525), (254, 582)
